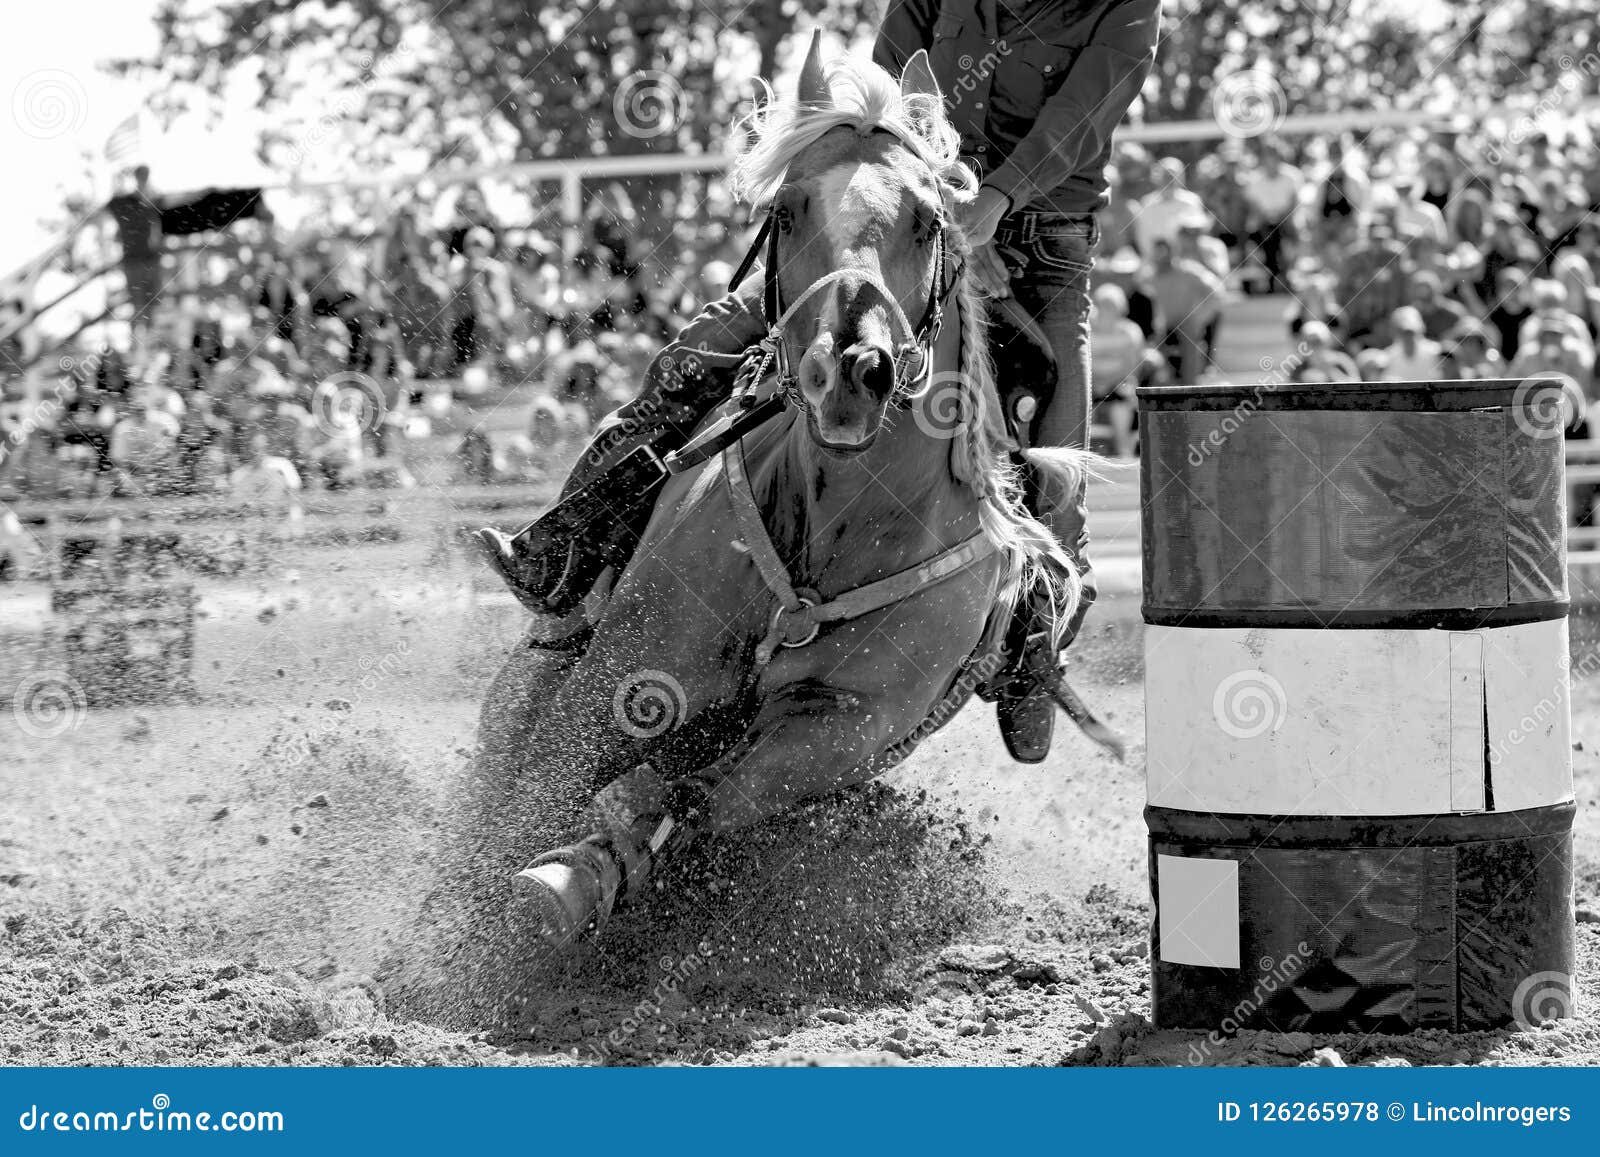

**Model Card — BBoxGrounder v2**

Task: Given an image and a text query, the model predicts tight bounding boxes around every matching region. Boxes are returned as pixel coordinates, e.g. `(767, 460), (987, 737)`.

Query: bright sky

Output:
(2, 0), (270, 274)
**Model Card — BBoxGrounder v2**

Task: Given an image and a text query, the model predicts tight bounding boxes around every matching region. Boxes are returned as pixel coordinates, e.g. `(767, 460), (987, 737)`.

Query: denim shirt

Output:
(874, 0), (1160, 217)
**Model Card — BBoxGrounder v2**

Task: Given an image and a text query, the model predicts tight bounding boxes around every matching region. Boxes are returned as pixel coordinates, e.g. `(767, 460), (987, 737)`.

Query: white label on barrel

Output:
(1156, 853), (1240, 968)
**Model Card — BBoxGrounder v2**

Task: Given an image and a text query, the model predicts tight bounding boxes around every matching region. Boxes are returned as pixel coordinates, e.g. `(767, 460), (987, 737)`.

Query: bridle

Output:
(725, 161), (963, 409)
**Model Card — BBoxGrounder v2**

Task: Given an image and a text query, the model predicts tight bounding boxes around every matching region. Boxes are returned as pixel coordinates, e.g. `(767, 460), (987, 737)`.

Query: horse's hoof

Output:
(512, 862), (595, 948)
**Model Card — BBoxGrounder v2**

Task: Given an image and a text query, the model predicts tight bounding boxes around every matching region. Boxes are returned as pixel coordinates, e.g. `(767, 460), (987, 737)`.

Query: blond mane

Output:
(729, 55), (1087, 641)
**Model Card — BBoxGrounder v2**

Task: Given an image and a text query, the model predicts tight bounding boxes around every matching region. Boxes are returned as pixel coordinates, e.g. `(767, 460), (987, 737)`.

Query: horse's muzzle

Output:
(798, 337), (896, 453)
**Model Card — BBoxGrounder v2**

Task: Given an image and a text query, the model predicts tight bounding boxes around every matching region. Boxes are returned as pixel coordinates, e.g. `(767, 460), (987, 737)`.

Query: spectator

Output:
(174, 389), (231, 495)
(1509, 320), (1594, 407)
(1099, 165), (1141, 256)
(108, 394), (179, 495)
(448, 227), (513, 371)
(1133, 158), (1211, 258)
(1419, 150), (1461, 216)
(1518, 279), (1595, 368)
(1440, 320), (1506, 381)
(1149, 239), (1225, 386)
(1287, 260), (1339, 334)
(1411, 270), (1471, 341)
(1551, 251), (1600, 341)
(1313, 137), (1369, 248)
(1088, 284), (1153, 457)
(1487, 264), (1534, 361)
(1384, 307), (1444, 380)
(1243, 143), (1304, 292)
(1355, 347), (1398, 382)
(228, 432), (302, 514)
(1391, 175), (1448, 248)
(1192, 152), (1250, 253)
(1176, 222), (1230, 368)
(1447, 185), (1492, 250)
(104, 165), (165, 341)
(1290, 321), (1359, 383)
(446, 187), (500, 257)
(1474, 207), (1540, 304)
(1335, 223), (1411, 348)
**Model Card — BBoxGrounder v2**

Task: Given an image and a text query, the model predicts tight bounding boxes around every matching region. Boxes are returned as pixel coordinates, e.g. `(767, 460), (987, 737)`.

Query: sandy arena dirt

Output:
(3, 541), (1599, 1068)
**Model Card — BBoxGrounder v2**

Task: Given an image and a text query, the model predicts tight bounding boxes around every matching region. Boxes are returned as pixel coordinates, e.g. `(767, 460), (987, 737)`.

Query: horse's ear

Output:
(796, 29), (832, 109)
(900, 50), (942, 102)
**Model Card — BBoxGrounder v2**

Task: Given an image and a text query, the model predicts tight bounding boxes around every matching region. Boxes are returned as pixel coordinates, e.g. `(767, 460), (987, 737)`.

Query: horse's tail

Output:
(979, 445), (1107, 651)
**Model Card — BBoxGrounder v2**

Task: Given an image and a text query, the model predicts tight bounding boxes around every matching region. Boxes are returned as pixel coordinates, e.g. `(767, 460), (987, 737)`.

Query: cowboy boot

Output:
(476, 423), (671, 617)
(990, 477), (1097, 763)
(993, 615), (1062, 764)
(480, 287), (768, 611)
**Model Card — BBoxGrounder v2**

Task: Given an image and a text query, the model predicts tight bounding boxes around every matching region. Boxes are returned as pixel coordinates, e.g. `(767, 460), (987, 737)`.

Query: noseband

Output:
(726, 181), (962, 408)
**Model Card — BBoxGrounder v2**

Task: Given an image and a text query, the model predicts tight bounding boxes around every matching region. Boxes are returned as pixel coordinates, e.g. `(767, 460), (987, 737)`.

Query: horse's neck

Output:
(761, 311), (981, 589)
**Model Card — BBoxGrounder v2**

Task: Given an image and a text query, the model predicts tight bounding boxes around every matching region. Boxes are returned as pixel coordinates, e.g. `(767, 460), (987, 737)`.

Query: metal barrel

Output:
(1138, 378), (1576, 1032)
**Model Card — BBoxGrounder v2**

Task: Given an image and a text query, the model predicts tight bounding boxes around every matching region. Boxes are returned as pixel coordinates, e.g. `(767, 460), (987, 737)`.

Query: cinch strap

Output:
(722, 436), (999, 668)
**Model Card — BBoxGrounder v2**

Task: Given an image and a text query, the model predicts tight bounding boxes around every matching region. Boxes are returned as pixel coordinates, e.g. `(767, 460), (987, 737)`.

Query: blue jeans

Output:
(994, 209), (1099, 639)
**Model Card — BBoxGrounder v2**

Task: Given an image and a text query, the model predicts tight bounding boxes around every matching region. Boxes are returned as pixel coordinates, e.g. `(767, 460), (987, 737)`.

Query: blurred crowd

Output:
(0, 176), (743, 509)
(1092, 122), (1600, 442)
(9, 119), (1600, 516)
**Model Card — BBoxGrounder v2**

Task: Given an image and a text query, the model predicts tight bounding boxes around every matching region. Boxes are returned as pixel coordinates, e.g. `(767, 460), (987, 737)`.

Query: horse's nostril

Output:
(799, 349), (831, 396)
(844, 345), (894, 397)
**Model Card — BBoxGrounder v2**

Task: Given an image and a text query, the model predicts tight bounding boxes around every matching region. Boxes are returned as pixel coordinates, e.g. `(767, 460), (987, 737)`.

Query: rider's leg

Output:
(480, 286), (768, 608)
(991, 213), (1099, 763)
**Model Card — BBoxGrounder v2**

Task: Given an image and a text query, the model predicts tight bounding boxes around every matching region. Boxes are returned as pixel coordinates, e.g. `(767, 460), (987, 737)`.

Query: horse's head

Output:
(739, 37), (960, 454)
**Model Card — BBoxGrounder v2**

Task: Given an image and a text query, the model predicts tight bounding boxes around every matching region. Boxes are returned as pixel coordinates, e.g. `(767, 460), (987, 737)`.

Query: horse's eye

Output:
(773, 188), (806, 234)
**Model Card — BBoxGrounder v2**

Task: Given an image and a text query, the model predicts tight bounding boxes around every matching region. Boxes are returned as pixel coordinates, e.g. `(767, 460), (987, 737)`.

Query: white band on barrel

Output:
(1144, 619), (1576, 817)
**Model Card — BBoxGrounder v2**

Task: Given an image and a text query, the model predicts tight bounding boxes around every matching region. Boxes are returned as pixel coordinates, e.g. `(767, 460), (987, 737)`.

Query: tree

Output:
(122, 1), (875, 179)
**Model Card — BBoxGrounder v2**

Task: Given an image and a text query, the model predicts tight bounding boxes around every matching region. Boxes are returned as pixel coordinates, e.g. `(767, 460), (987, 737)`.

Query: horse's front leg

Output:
(511, 762), (671, 944)
(513, 683), (895, 945)
(671, 681), (895, 831)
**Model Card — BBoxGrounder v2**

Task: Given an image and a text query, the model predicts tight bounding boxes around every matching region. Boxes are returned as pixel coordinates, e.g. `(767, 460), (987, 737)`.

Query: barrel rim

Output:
(1145, 800), (1576, 846)
(1140, 600), (1569, 630)
(1137, 376), (1555, 412)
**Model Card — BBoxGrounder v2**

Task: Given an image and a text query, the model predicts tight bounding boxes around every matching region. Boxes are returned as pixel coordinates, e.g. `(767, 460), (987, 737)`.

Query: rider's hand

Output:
(957, 185), (1012, 248)
(970, 241), (1012, 299)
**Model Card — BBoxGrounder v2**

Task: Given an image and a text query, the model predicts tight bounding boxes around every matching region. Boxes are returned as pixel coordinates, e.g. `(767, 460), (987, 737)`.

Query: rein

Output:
(726, 198), (962, 408)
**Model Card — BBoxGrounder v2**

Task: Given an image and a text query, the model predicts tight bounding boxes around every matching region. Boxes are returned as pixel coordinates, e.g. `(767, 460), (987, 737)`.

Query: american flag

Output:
(104, 113), (142, 164)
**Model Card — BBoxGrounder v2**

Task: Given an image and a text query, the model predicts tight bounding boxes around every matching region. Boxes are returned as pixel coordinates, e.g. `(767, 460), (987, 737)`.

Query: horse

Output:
(463, 36), (1089, 957)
